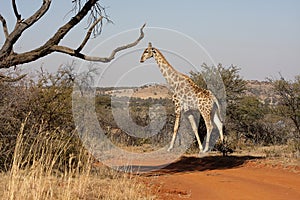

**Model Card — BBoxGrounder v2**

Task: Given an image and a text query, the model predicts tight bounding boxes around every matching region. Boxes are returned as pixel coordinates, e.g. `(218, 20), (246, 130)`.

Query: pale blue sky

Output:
(0, 0), (299, 85)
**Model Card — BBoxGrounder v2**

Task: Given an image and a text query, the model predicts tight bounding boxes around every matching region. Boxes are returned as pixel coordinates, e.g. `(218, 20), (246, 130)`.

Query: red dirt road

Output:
(140, 155), (300, 200)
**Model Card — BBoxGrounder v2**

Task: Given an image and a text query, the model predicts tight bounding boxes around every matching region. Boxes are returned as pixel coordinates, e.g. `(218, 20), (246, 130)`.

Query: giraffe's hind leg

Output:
(202, 114), (213, 153)
(213, 112), (224, 142)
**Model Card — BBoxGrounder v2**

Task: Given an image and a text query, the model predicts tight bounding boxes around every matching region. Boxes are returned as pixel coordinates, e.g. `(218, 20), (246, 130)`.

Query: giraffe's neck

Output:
(153, 49), (179, 89)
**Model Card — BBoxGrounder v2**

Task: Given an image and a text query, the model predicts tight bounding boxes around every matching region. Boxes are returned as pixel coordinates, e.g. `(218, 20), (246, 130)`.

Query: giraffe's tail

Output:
(212, 94), (223, 123)
(212, 94), (224, 142)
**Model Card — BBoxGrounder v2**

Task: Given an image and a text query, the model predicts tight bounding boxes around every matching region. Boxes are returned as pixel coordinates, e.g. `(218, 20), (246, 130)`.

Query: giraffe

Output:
(140, 42), (224, 153)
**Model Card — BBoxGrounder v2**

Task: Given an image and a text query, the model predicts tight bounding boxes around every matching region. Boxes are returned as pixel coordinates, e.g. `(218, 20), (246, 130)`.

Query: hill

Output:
(97, 80), (279, 105)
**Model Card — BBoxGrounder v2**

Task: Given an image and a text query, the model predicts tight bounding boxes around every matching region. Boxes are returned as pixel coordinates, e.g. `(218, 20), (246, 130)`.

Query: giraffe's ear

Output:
(148, 42), (152, 48)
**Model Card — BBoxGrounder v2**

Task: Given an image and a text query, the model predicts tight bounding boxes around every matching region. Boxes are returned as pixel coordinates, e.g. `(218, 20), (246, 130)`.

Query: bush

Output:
(189, 64), (296, 149)
(95, 95), (175, 147)
(190, 64), (248, 147)
(0, 67), (89, 172)
(270, 75), (300, 136)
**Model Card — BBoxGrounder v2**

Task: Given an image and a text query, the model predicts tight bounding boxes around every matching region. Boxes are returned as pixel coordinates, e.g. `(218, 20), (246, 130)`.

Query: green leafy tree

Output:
(231, 96), (269, 144)
(190, 64), (248, 148)
(190, 63), (246, 120)
(270, 75), (300, 136)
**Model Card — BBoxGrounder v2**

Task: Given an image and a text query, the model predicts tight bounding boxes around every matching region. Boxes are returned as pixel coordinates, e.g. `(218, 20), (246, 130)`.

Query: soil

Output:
(139, 155), (300, 200)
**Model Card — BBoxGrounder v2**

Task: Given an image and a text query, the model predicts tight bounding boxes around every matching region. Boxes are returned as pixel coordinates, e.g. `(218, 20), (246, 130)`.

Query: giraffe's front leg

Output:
(168, 109), (181, 152)
(187, 114), (204, 153)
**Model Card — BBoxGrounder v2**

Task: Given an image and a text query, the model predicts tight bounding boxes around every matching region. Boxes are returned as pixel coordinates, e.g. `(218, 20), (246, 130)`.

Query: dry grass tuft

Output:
(0, 118), (155, 200)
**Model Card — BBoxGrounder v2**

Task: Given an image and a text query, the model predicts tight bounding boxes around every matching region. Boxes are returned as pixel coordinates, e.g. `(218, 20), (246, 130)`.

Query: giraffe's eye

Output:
(145, 50), (149, 53)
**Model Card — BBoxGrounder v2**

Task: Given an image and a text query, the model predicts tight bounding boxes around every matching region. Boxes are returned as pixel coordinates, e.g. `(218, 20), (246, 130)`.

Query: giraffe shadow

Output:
(136, 155), (264, 176)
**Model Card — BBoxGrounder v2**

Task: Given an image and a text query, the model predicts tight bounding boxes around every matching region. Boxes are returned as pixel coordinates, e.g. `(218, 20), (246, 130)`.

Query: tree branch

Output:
(0, 0), (99, 68)
(12, 0), (22, 21)
(0, 0), (51, 59)
(42, 0), (99, 51)
(0, 14), (9, 38)
(102, 23), (146, 62)
(52, 23), (146, 62)
(0, 0), (146, 68)
(76, 16), (103, 53)
(0, 73), (26, 82)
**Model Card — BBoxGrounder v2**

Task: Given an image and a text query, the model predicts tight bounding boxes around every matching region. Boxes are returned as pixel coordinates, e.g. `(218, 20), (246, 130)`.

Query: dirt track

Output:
(140, 155), (300, 200)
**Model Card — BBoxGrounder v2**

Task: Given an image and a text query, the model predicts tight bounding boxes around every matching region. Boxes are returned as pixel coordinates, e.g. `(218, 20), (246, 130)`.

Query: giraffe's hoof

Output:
(167, 147), (173, 152)
(203, 149), (209, 153)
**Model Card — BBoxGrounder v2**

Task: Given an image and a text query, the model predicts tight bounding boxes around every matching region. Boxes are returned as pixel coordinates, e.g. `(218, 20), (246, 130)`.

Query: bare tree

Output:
(0, 0), (145, 71)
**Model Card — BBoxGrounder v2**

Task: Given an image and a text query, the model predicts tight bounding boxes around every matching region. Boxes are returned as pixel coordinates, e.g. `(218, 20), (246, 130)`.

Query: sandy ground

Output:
(139, 155), (300, 200)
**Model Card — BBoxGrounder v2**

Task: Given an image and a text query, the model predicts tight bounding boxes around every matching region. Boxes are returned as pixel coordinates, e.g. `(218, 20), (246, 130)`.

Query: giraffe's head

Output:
(140, 42), (155, 63)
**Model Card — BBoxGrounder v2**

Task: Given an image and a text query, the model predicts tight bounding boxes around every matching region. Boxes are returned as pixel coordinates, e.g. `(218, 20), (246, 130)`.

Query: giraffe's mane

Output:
(150, 46), (209, 95)
(153, 47), (208, 93)
(186, 77), (210, 94)
(153, 47), (172, 67)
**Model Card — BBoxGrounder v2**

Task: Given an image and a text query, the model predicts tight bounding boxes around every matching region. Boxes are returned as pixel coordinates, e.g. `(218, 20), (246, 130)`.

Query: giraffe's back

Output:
(170, 74), (213, 112)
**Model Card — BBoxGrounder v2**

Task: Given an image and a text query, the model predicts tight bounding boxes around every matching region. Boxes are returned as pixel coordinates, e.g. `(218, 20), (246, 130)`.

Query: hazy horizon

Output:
(1, 0), (299, 86)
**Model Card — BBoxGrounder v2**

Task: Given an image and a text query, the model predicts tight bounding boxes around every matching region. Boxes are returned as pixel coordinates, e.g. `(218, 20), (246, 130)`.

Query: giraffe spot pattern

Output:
(140, 45), (223, 152)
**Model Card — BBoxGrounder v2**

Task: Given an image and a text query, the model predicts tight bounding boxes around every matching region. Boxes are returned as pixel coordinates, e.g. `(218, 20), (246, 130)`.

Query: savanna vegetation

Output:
(0, 63), (299, 199)
(0, 0), (152, 199)
(190, 64), (300, 157)
(96, 63), (300, 158)
(0, 66), (155, 200)
(0, 1), (299, 199)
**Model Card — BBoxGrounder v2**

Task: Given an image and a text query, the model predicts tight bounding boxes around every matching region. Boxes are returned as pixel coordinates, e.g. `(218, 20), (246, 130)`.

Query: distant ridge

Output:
(96, 80), (279, 105)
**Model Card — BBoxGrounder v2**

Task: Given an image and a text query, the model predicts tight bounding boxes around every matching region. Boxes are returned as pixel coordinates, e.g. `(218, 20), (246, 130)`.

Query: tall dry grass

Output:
(0, 116), (155, 200)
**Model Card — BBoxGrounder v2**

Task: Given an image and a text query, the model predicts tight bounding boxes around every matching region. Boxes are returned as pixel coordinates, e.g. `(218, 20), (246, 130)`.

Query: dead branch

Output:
(0, 0), (145, 69)
(0, 0), (51, 59)
(52, 23), (146, 62)
(104, 23), (146, 62)
(12, 0), (21, 21)
(0, 0), (146, 68)
(0, 73), (27, 82)
(76, 16), (103, 53)
(0, 14), (9, 38)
